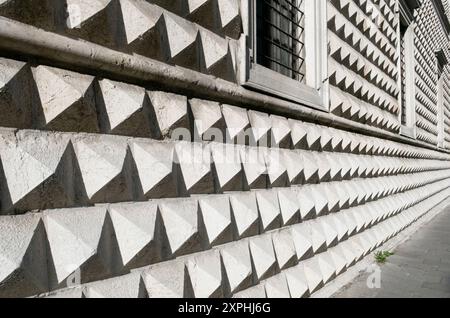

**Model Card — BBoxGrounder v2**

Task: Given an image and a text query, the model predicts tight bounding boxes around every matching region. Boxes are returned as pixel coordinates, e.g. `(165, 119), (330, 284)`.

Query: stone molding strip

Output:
(0, 17), (448, 154)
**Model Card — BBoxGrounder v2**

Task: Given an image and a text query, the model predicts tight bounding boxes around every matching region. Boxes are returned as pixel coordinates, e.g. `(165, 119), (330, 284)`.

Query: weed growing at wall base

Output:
(374, 251), (395, 264)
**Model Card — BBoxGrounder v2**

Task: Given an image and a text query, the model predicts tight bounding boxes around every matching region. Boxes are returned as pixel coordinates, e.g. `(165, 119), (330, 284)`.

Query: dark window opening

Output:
(400, 22), (408, 126)
(256, 0), (306, 82)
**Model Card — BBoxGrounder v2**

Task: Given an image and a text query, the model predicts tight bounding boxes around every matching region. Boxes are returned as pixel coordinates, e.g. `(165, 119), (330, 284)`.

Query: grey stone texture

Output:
(0, 0), (240, 81)
(0, 0), (450, 299)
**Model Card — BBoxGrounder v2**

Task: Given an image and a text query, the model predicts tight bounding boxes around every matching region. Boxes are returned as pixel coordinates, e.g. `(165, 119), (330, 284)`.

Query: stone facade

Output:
(0, 0), (449, 298)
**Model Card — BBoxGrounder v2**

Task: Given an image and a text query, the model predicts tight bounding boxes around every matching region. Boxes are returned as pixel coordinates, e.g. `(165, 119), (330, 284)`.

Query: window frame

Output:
(397, 0), (419, 139)
(437, 71), (444, 148)
(436, 49), (448, 148)
(240, 0), (329, 112)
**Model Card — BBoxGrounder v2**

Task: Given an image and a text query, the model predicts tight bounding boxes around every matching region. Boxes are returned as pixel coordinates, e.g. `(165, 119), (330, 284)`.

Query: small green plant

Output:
(374, 250), (394, 264)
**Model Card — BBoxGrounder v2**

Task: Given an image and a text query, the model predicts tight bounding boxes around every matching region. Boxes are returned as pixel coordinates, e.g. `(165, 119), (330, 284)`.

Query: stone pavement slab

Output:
(334, 205), (450, 298)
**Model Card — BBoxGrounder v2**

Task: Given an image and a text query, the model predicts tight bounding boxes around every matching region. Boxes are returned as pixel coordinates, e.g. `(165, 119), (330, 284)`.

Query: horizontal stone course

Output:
(1, 0), (450, 301)
(1, 171), (449, 297)
(1, 128), (450, 214)
(29, 189), (450, 298)
(0, 0), (240, 81)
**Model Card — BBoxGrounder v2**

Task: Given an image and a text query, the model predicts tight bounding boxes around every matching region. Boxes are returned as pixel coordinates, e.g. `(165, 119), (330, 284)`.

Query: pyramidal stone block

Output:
(347, 236), (365, 261)
(332, 181), (351, 210)
(162, 0), (242, 40)
(221, 104), (250, 143)
(319, 127), (333, 151)
(84, 272), (147, 298)
(341, 209), (358, 237)
(108, 202), (161, 270)
(303, 123), (322, 150)
(119, 0), (163, 58)
(71, 134), (133, 204)
(240, 147), (267, 189)
(249, 233), (277, 282)
(324, 154), (344, 181)
(219, 239), (253, 295)
(0, 57), (33, 129)
(31, 65), (99, 133)
(184, 0), (214, 26)
(158, 198), (201, 257)
(270, 115), (291, 148)
(43, 206), (110, 290)
(66, 0), (123, 48)
(42, 287), (84, 298)
(308, 185), (331, 216)
(289, 119), (308, 149)
(147, 91), (189, 140)
(301, 258), (324, 294)
(175, 142), (213, 195)
(264, 274), (291, 298)
(299, 151), (320, 183)
(307, 220), (328, 254)
(129, 140), (177, 199)
(233, 284), (266, 298)
(328, 214), (349, 242)
(198, 29), (234, 81)
(161, 11), (200, 69)
(290, 223), (314, 261)
(182, 0), (210, 18)
(198, 195), (232, 246)
(186, 249), (223, 298)
(284, 265), (309, 298)
(296, 187), (316, 220)
(142, 258), (187, 298)
(265, 149), (288, 187)
(217, 0), (241, 38)
(189, 99), (225, 141)
(96, 78), (151, 137)
(321, 184), (341, 213)
(317, 252), (337, 284)
(0, 214), (48, 298)
(277, 189), (300, 226)
(337, 242), (357, 268)
(210, 142), (243, 192)
(248, 110), (272, 146)
(119, 0), (159, 44)
(282, 150), (303, 184)
(229, 192), (259, 239)
(256, 190), (281, 232)
(0, 130), (74, 214)
(0, 0), (64, 31)
(271, 229), (297, 270)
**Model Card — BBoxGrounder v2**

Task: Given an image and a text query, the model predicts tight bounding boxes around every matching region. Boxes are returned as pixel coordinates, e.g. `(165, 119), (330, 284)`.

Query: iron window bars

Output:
(242, 0), (329, 111)
(398, 0), (419, 139)
(256, 0), (306, 82)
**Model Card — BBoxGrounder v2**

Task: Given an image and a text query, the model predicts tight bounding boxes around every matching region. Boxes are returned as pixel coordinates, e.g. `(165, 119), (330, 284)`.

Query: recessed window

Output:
(256, 0), (306, 83)
(242, 0), (328, 111)
(398, 0), (419, 139)
(399, 23), (407, 125)
(436, 49), (448, 148)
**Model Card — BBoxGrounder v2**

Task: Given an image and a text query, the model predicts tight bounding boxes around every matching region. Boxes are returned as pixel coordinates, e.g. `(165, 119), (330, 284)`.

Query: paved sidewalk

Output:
(334, 205), (450, 298)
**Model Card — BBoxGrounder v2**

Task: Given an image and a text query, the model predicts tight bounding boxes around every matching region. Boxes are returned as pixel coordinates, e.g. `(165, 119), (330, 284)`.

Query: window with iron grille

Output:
(256, 0), (306, 82)
(398, 0), (419, 139)
(242, 0), (328, 111)
(436, 49), (448, 148)
(400, 23), (407, 126)
(438, 72), (444, 147)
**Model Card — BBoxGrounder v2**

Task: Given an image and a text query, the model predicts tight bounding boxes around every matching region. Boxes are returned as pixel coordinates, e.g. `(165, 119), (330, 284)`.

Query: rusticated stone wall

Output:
(0, 0), (450, 298)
